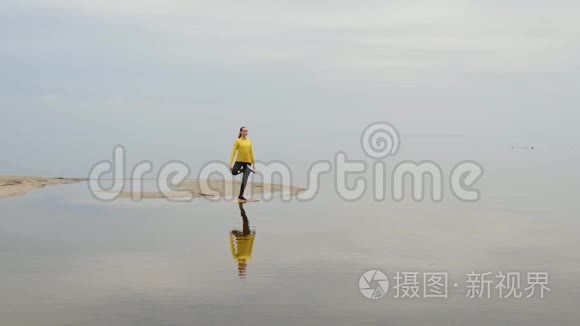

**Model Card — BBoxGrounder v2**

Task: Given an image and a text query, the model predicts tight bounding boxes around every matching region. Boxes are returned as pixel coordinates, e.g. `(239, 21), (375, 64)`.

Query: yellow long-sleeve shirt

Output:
(228, 137), (255, 165)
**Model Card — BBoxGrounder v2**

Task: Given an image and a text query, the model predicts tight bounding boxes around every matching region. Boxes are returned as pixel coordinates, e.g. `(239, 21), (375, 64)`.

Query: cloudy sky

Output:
(1, 1), (579, 176)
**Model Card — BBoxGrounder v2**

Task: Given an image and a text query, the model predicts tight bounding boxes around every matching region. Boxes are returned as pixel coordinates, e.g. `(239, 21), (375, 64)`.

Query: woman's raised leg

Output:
(231, 162), (243, 175)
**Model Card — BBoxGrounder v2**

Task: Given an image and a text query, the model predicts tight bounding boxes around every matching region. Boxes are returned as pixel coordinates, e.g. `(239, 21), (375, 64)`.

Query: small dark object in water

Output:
(512, 146), (535, 150)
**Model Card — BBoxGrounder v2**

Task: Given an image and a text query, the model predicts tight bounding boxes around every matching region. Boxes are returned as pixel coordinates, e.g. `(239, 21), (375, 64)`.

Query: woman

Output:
(228, 126), (256, 200)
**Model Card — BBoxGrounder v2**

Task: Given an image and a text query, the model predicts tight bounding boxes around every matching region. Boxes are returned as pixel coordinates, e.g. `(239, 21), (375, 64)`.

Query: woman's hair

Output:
(238, 126), (246, 138)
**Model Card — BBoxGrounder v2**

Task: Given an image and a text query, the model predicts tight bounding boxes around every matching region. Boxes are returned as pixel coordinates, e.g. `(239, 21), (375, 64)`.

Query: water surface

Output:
(1, 138), (579, 325)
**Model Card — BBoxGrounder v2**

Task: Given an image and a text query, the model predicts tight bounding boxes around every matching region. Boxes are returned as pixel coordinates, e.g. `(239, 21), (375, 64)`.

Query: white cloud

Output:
(9, 0), (580, 76)
(2, 0), (579, 141)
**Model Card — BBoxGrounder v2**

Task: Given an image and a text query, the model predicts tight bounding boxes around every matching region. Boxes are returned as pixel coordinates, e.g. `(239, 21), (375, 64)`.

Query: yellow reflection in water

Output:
(229, 203), (256, 279)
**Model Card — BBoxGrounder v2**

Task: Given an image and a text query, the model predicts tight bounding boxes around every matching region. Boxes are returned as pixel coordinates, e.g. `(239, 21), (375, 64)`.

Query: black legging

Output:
(231, 161), (252, 197)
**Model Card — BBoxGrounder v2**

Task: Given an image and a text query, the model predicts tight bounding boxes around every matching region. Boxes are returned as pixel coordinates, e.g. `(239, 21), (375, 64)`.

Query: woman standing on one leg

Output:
(229, 126), (256, 200)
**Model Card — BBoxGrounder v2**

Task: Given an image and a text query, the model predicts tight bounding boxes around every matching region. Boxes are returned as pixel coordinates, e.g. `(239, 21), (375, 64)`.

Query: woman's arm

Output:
(250, 142), (255, 166)
(229, 140), (238, 166)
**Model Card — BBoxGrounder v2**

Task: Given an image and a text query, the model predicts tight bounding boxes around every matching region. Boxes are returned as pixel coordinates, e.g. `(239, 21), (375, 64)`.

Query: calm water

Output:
(1, 138), (579, 325)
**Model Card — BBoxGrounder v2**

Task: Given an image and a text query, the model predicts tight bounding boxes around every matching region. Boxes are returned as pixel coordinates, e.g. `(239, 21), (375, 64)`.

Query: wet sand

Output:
(118, 179), (305, 199)
(0, 176), (86, 199)
(0, 176), (305, 200)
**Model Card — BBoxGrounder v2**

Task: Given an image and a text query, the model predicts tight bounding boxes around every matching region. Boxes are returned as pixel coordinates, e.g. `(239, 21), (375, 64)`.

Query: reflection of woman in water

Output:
(229, 203), (256, 279)
(228, 126), (256, 200)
